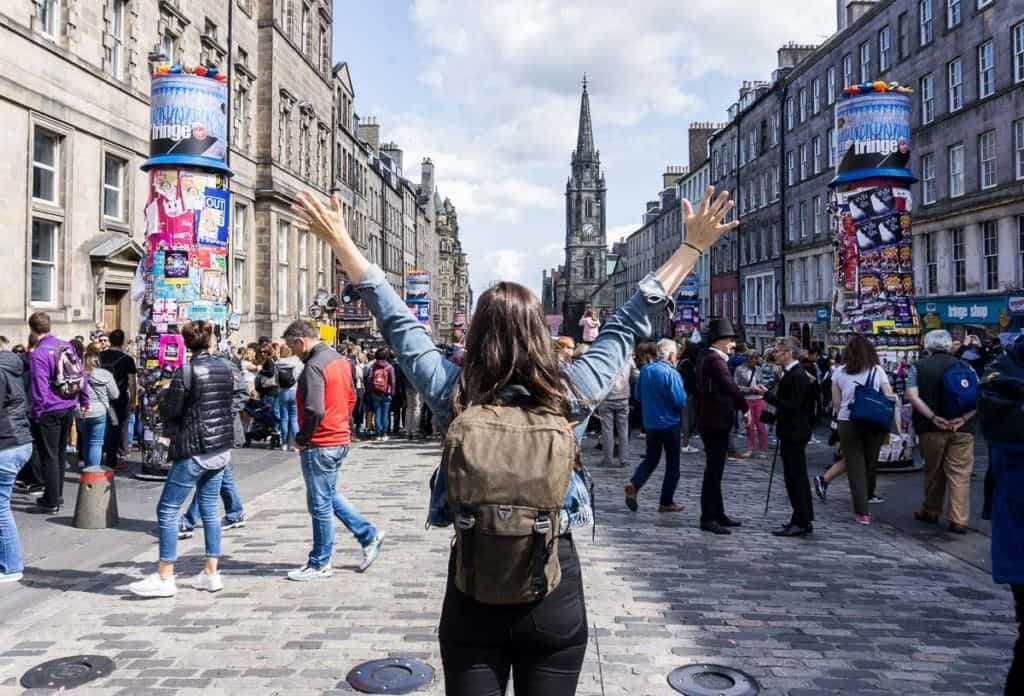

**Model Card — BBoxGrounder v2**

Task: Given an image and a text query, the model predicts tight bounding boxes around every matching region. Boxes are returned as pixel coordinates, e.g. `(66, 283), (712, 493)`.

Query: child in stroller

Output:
(243, 398), (281, 448)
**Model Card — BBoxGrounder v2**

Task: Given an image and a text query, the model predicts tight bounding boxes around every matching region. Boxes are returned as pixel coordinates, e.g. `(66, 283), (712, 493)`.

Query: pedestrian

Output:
(98, 329), (136, 469)
(27, 311), (88, 514)
(292, 183), (733, 695)
(906, 329), (978, 534)
(977, 335), (1024, 694)
(282, 320), (384, 581)
(696, 318), (749, 535)
(765, 337), (816, 537)
(352, 348), (368, 436)
(733, 350), (768, 458)
(405, 367), (423, 439)
(624, 339), (687, 512)
(830, 334), (896, 525)
(597, 358), (633, 467)
(677, 339), (701, 454)
(0, 341), (35, 583)
(366, 347), (395, 441)
(128, 321), (235, 598)
(579, 307), (600, 344)
(275, 344), (304, 451)
(955, 333), (990, 376)
(76, 343), (119, 469)
(390, 350), (407, 437)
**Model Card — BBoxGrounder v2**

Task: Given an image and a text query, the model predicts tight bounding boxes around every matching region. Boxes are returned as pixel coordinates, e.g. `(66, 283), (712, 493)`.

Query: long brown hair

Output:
(843, 334), (879, 373)
(453, 281), (569, 417)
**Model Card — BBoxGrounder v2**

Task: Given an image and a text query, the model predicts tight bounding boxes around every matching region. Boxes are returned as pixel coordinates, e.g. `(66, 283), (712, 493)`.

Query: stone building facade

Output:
(3, 0), (464, 344)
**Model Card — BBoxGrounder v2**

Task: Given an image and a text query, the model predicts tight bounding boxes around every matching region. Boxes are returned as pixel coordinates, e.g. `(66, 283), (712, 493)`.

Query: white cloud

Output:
(389, 0), (835, 295)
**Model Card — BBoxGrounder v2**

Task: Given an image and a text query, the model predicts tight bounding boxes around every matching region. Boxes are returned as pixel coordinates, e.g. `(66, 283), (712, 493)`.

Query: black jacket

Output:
(160, 351), (235, 461)
(0, 351), (32, 450)
(767, 363), (816, 443)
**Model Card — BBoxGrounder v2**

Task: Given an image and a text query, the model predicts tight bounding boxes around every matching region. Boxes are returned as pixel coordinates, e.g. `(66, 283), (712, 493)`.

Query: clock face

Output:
(582, 223), (594, 238)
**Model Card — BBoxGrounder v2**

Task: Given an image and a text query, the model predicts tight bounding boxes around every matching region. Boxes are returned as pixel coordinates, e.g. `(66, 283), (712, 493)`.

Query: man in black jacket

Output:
(129, 321), (235, 598)
(765, 337), (816, 537)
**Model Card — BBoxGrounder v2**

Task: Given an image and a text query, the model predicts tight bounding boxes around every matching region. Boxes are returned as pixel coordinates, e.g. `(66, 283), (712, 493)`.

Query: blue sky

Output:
(333, 1), (836, 298)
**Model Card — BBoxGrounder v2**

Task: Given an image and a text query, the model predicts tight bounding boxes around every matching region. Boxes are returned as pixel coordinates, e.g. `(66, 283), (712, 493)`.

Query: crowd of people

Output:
(0, 183), (1021, 693)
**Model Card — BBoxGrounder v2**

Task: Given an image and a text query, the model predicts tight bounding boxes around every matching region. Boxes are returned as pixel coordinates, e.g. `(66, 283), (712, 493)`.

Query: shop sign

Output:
(815, 307), (830, 323)
(1009, 296), (1024, 316)
(917, 297), (1007, 324)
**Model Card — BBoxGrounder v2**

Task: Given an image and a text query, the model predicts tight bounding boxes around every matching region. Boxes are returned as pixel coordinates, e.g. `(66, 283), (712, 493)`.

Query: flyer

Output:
(197, 188), (230, 248)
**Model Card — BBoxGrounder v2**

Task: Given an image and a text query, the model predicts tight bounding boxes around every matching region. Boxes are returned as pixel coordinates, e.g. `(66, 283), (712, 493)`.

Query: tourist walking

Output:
(733, 350), (768, 458)
(677, 339), (701, 453)
(283, 320), (383, 581)
(624, 339), (686, 512)
(293, 183), (733, 696)
(830, 335), (896, 525)
(365, 348), (395, 441)
(0, 344), (35, 583)
(977, 335), (1024, 694)
(765, 337), (816, 537)
(98, 330), (136, 468)
(28, 311), (87, 514)
(906, 329), (978, 534)
(597, 359), (633, 468)
(696, 318), (749, 535)
(128, 321), (235, 598)
(76, 343), (119, 469)
(275, 344), (304, 451)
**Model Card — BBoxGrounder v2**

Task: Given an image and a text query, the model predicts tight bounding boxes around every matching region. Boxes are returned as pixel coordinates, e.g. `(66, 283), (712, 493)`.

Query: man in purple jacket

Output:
(27, 312), (88, 513)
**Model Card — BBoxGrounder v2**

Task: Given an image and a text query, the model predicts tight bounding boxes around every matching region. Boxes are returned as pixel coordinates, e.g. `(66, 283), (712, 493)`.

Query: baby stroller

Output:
(243, 398), (281, 448)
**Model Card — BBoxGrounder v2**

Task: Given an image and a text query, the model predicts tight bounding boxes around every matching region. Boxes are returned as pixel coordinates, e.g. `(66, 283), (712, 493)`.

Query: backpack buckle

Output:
(533, 514), (551, 534)
(456, 512), (476, 530)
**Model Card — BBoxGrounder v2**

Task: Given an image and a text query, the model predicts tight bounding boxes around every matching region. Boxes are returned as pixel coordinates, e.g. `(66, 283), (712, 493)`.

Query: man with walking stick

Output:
(765, 337), (816, 537)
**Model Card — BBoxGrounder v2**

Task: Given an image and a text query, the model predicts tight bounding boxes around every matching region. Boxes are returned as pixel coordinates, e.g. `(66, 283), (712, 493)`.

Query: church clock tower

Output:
(563, 76), (607, 339)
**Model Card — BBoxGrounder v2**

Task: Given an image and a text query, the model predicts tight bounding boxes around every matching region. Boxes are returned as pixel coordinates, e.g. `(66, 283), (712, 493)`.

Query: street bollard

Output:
(72, 466), (120, 529)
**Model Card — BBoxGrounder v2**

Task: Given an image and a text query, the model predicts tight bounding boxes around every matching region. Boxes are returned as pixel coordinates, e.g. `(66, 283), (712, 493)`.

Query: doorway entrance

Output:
(103, 289), (126, 333)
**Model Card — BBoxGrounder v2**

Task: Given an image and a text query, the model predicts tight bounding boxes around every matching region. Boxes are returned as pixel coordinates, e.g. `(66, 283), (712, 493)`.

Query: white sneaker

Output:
(128, 572), (177, 598)
(382, 435), (390, 443)
(192, 570), (224, 592)
(287, 564), (334, 582)
(358, 533), (385, 573)
(0, 572), (23, 584)
(681, 445), (700, 454)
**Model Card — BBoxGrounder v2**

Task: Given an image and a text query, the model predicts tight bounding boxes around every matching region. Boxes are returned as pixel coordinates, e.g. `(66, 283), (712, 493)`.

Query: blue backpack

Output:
(940, 360), (978, 418)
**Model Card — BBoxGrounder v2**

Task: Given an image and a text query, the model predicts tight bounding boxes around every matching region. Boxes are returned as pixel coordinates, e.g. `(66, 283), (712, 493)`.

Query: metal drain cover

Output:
(668, 663), (759, 696)
(346, 657), (435, 694)
(21, 655), (115, 690)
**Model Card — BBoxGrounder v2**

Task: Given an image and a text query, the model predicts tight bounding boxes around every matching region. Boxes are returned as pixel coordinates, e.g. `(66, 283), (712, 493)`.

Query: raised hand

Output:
(682, 186), (740, 252)
(291, 191), (369, 282)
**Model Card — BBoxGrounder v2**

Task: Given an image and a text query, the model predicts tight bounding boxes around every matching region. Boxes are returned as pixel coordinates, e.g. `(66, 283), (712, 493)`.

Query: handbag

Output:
(850, 367), (895, 433)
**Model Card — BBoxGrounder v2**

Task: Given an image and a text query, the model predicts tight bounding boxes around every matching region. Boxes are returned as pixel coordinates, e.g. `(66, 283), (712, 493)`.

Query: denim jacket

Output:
(356, 264), (674, 533)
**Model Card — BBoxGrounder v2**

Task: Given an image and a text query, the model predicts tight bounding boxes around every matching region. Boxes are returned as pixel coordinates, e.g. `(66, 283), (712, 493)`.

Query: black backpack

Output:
(277, 363), (297, 390)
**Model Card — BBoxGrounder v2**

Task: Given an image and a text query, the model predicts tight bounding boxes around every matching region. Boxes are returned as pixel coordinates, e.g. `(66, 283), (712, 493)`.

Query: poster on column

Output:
(197, 187), (230, 247)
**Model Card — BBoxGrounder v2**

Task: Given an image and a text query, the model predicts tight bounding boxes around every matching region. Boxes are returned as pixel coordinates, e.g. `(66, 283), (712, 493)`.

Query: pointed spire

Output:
(575, 74), (594, 158)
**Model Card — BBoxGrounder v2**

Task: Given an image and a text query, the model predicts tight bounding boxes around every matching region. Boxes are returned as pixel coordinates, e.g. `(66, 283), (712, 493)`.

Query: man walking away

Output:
(99, 329), (136, 468)
(624, 339), (686, 512)
(766, 337), (816, 537)
(283, 320), (383, 580)
(677, 339), (701, 453)
(696, 319), (749, 535)
(366, 348), (395, 441)
(598, 358), (634, 468)
(906, 329), (978, 534)
(28, 312), (88, 513)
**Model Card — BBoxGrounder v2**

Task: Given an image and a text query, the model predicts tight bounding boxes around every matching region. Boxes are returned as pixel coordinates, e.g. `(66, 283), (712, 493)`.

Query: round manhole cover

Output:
(347, 657), (435, 694)
(668, 663), (759, 696)
(21, 655), (115, 690)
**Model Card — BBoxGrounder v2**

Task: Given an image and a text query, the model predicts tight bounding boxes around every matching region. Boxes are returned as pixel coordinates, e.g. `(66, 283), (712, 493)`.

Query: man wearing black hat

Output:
(696, 318), (750, 534)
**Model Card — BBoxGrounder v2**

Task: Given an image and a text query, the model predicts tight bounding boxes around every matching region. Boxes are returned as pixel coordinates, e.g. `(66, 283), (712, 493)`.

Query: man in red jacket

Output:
(696, 319), (750, 535)
(282, 320), (383, 581)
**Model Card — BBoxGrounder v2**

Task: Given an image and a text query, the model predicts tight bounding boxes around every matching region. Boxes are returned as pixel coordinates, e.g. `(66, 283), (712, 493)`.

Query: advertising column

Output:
(828, 81), (918, 469)
(136, 66), (235, 478)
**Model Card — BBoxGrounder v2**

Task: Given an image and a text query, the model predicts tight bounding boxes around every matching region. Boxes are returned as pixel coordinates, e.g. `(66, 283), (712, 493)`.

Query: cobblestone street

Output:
(0, 437), (1015, 695)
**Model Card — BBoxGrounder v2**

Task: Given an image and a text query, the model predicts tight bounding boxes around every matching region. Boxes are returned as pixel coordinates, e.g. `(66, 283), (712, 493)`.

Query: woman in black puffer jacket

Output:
(0, 348), (34, 583)
(128, 320), (235, 599)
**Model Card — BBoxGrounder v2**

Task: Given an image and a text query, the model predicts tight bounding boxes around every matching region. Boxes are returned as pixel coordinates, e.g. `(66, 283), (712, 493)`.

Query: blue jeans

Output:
(157, 457), (226, 562)
(630, 423), (682, 506)
(0, 443), (33, 576)
(300, 445), (376, 569)
(276, 387), (299, 444)
(368, 394), (392, 436)
(266, 395), (281, 432)
(76, 416), (106, 468)
(181, 463), (244, 529)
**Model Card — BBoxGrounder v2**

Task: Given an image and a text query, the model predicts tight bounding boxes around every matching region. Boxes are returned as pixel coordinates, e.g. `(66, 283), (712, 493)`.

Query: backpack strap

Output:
(456, 505), (476, 595)
(531, 512), (552, 598)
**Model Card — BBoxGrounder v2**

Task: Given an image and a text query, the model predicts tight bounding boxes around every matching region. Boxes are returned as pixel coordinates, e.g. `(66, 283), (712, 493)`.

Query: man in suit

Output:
(696, 319), (750, 535)
(765, 337), (816, 537)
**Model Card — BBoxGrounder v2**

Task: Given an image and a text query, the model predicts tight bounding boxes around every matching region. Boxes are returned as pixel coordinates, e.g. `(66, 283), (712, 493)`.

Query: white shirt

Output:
(783, 360), (799, 373)
(709, 347), (730, 363)
(832, 365), (890, 421)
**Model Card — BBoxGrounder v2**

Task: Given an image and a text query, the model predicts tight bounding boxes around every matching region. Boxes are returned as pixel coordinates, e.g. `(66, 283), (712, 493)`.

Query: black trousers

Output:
(36, 408), (73, 508)
(102, 405), (127, 466)
(1009, 584), (1024, 695)
(780, 437), (814, 528)
(630, 424), (681, 506)
(699, 428), (730, 525)
(439, 535), (588, 696)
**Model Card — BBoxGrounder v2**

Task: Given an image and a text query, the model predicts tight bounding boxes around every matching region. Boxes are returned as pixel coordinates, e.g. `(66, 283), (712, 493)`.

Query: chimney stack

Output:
(359, 116), (380, 153)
